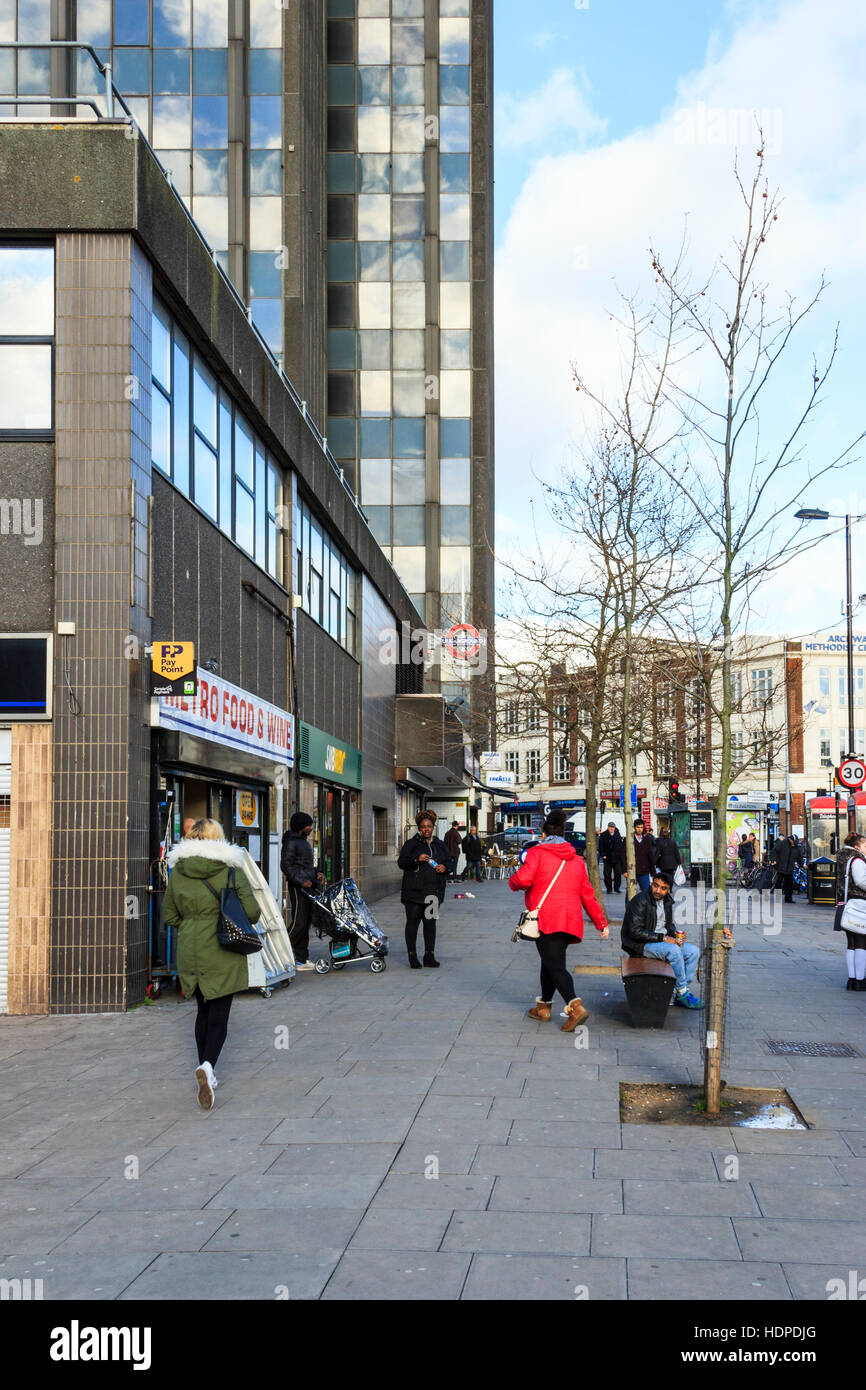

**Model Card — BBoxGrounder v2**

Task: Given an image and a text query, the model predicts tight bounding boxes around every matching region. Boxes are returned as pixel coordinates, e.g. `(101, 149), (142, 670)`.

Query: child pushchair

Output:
(308, 877), (389, 974)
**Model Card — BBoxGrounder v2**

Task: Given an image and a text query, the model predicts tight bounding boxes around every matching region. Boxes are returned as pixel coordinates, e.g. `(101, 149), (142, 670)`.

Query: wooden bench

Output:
(621, 955), (676, 1028)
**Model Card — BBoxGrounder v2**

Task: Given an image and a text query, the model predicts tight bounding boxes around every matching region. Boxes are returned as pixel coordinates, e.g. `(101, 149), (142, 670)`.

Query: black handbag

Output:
(204, 868), (263, 956)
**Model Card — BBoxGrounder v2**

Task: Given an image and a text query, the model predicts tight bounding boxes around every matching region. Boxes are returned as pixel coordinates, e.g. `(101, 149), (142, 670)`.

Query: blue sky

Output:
(494, 0), (740, 243)
(492, 0), (866, 640)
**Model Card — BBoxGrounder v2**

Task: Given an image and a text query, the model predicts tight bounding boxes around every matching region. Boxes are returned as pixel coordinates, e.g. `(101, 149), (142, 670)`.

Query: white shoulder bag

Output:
(842, 857), (866, 933)
(511, 860), (566, 942)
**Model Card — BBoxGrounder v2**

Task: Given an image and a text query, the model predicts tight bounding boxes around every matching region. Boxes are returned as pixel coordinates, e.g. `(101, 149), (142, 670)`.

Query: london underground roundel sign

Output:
(443, 623), (481, 660)
(837, 757), (866, 791)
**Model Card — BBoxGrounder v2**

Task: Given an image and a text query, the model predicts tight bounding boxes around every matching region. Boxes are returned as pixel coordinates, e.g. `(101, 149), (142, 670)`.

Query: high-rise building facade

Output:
(0, 0), (494, 668)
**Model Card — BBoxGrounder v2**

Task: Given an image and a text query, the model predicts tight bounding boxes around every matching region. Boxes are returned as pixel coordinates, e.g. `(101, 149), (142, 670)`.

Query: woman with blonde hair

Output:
(162, 818), (262, 1109)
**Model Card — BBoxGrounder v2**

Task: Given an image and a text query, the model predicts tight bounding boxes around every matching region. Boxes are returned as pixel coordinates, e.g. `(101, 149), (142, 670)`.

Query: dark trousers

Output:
(602, 858), (622, 892)
(194, 987), (233, 1067)
(287, 881), (312, 963)
(775, 872), (794, 903)
(404, 899), (436, 956)
(535, 931), (577, 1007)
(465, 860), (483, 881)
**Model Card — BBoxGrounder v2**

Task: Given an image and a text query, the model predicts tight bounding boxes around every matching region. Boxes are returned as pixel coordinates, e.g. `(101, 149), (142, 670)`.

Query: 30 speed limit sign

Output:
(837, 757), (866, 791)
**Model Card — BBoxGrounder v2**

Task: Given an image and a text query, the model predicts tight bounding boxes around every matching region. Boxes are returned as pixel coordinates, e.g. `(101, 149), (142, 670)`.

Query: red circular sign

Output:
(443, 623), (481, 660)
(837, 757), (866, 791)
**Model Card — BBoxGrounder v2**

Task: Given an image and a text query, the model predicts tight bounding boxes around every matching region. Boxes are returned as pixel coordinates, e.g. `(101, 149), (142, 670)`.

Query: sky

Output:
(492, 0), (866, 643)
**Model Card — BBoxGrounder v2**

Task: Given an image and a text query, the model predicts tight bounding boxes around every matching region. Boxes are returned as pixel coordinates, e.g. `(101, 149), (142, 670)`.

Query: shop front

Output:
(298, 722), (363, 884)
(154, 669), (295, 904)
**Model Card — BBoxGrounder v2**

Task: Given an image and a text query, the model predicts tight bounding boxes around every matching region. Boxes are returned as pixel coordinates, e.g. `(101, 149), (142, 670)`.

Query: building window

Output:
(752, 668), (773, 704)
(505, 750), (519, 780)
(502, 700), (519, 736)
(857, 668), (865, 707)
(372, 807), (388, 855)
(656, 742), (675, 777)
(731, 730), (746, 761)
(685, 743), (699, 777)
(839, 671), (847, 707)
(0, 244), (54, 433)
(526, 748), (541, 783)
(553, 752), (570, 783)
(525, 704), (541, 733)
(293, 494), (358, 656)
(657, 681), (676, 719)
(151, 295), (283, 581)
(819, 730), (832, 768)
(819, 666), (831, 699)
(730, 669), (743, 708)
(553, 700), (567, 731)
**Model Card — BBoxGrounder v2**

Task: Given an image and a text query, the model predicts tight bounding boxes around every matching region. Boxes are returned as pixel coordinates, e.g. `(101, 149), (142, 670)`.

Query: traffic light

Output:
(599, 799), (606, 815)
(668, 777), (683, 804)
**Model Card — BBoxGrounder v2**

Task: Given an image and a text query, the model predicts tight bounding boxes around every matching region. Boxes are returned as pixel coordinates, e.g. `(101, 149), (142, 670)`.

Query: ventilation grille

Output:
(766, 1040), (862, 1058)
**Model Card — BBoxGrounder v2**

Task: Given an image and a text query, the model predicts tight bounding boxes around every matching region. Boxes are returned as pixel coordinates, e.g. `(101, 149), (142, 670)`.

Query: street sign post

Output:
(837, 757), (866, 792)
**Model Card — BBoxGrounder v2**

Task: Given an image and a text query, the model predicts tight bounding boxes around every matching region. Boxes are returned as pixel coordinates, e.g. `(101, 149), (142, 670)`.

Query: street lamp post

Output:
(795, 508), (860, 833)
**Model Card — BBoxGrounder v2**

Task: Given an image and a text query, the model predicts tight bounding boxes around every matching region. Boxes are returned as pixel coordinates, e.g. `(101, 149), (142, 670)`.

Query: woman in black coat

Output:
(654, 826), (682, 886)
(397, 810), (449, 968)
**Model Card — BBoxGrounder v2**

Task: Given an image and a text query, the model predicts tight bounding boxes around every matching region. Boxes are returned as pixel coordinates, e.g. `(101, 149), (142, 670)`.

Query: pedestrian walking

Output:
(654, 825), (682, 887)
(444, 820), (462, 881)
(836, 832), (866, 990)
(280, 812), (325, 971)
(461, 825), (485, 882)
(162, 818), (263, 1110)
(397, 809), (449, 968)
(738, 834), (754, 870)
(598, 821), (624, 893)
(509, 813), (609, 1031)
(772, 834), (802, 904)
(624, 818), (655, 894)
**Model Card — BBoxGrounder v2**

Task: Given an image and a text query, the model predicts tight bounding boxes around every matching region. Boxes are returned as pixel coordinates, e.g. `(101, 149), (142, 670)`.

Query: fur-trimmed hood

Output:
(167, 838), (247, 878)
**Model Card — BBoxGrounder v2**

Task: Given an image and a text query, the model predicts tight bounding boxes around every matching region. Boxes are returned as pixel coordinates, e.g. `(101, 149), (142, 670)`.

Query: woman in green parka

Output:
(162, 818), (262, 1110)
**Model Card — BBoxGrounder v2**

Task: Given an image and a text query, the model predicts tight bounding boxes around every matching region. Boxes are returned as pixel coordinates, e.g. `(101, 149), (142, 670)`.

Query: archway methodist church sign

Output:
(805, 634), (866, 652)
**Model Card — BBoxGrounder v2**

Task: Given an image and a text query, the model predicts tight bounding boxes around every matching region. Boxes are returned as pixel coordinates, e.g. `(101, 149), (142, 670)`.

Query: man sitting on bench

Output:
(621, 873), (703, 1010)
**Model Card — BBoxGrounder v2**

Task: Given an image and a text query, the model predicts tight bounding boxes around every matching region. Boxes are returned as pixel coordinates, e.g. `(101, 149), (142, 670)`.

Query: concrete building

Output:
(0, 117), (470, 1014)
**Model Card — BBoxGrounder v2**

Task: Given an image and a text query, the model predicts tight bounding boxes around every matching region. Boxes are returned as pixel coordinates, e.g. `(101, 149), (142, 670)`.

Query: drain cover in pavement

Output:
(766, 1040), (863, 1058)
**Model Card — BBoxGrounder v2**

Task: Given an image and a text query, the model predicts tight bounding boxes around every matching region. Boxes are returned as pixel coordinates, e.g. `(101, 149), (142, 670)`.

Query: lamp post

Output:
(795, 508), (860, 833)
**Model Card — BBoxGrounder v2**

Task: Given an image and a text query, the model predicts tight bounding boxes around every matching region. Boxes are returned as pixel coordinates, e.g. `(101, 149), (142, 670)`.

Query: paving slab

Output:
(591, 1214), (740, 1259)
(781, 1263), (866, 1300)
(388, 1141), (478, 1175)
(442, 1210), (591, 1255)
(201, 1207), (363, 1253)
(627, 1258), (791, 1301)
(508, 1120), (622, 1149)
(49, 1209), (230, 1253)
(321, 1250), (471, 1300)
(119, 1251), (340, 1300)
(203, 1173), (383, 1209)
(461, 1253), (627, 1301)
(71, 1176), (231, 1210)
(347, 1207), (452, 1251)
(265, 1143), (400, 1177)
(595, 1148), (720, 1181)
(368, 1173), (493, 1210)
(0, 1251), (159, 1300)
(471, 1145), (595, 1181)
(623, 1178), (759, 1216)
(488, 1177), (622, 1214)
(734, 1217), (866, 1264)
(752, 1182), (866, 1220)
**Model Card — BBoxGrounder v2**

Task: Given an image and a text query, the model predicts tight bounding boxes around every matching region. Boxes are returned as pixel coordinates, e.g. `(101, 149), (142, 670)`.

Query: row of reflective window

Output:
(328, 1), (470, 15)
(151, 296), (284, 583)
(292, 496), (358, 655)
(329, 15), (470, 65)
(0, 243), (54, 432)
(327, 414), (469, 459)
(329, 105), (469, 153)
(75, 0), (282, 48)
(327, 150), (469, 195)
(329, 63), (470, 105)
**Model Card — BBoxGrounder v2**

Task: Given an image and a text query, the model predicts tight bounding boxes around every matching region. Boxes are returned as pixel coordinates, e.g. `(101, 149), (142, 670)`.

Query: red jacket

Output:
(509, 840), (607, 939)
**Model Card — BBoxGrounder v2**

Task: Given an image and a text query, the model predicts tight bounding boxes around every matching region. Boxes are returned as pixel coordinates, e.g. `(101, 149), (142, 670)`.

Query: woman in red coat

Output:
(509, 815), (609, 1030)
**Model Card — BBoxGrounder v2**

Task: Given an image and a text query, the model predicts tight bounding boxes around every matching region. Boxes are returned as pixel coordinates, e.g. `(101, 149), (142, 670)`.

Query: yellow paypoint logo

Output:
(153, 642), (195, 680)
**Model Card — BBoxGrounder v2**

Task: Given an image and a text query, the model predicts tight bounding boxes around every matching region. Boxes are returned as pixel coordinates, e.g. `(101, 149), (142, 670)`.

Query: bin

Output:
(808, 856), (836, 906)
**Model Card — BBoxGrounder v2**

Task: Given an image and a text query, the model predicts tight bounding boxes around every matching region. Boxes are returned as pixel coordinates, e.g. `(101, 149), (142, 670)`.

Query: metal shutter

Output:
(0, 757), (10, 1015)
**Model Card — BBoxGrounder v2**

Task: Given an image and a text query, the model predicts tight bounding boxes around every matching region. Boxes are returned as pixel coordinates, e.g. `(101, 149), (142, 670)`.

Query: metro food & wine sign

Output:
(156, 667), (294, 766)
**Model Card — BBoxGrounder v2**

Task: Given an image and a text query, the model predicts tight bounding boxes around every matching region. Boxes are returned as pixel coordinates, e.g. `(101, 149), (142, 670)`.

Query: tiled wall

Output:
(51, 233), (153, 1013)
(360, 575), (400, 900)
(7, 725), (52, 1014)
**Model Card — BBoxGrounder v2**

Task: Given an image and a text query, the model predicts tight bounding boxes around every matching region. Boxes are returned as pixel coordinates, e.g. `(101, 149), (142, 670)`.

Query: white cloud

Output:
(495, 0), (866, 638)
(496, 68), (607, 152)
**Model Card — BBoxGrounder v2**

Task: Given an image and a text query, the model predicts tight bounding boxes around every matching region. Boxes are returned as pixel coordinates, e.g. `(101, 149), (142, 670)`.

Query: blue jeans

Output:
(466, 861), (482, 882)
(643, 940), (700, 993)
(637, 873), (651, 894)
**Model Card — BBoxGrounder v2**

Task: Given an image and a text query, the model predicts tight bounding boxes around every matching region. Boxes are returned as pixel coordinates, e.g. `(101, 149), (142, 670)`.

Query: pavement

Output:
(1, 879), (865, 1301)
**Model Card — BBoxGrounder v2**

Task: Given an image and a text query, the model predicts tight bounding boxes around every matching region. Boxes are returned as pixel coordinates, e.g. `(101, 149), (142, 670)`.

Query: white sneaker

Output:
(295, 960), (316, 971)
(194, 1064), (215, 1111)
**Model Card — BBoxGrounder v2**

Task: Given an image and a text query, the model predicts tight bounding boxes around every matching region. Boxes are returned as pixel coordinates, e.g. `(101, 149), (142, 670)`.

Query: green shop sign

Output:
(299, 722), (363, 789)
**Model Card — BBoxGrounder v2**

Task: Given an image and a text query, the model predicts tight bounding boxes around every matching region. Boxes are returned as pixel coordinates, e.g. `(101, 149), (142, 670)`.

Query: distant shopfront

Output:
(154, 669), (294, 902)
(298, 722), (362, 883)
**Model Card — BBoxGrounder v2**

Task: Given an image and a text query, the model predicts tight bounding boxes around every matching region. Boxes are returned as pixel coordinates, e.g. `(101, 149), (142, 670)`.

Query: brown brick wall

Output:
(8, 724), (53, 1014)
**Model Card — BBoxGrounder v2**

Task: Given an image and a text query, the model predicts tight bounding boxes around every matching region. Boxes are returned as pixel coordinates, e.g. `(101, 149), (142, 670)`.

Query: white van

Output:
(567, 810), (629, 840)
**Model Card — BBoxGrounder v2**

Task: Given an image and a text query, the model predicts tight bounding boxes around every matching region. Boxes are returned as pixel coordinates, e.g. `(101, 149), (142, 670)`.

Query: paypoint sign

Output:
(151, 641), (196, 697)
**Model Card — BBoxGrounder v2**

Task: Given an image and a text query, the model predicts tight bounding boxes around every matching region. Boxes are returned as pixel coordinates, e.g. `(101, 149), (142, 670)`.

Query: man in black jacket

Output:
(598, 822), (623, 893)
(621, 874), (703, 1008)
(461, 826), (485, 882)
(772, 835), (803, 904)
(398, 810), (449, 967)
(281, 812), (324, 970)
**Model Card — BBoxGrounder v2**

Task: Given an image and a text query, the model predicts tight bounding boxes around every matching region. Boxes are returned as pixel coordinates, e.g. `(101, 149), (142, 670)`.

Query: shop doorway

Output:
(299, 778), (352, 883)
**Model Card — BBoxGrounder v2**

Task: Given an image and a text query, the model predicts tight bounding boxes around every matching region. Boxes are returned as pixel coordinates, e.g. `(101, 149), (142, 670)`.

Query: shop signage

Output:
(151, 641), (196, 697)
(480, 751), (501, 770)
(235, 790), (259, 828)
(157, 668), (294, 767)
(299, 722), (362, 789)
(485, 771), (515, 788)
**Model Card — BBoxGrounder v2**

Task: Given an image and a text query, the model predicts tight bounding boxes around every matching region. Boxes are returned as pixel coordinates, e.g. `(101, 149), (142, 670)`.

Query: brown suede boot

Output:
(527, 998), (552, 1021)
(560, 997), (589, 1032)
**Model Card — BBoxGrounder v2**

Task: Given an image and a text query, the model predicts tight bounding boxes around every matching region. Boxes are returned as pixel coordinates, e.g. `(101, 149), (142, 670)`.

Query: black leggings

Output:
(535, 931), (577, 1007)
(194, 987), (233, 1067)
(404, 900), (437, 955)
(845, 931), (866, 951)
